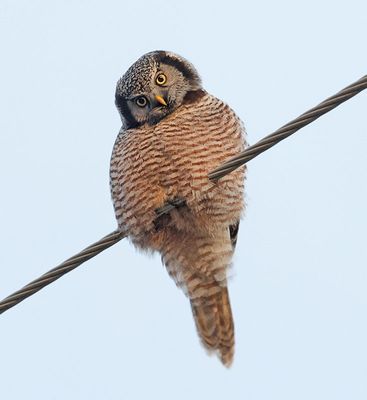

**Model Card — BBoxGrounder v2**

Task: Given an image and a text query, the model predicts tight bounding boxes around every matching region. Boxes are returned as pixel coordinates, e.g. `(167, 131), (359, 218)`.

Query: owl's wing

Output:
(229, 221), (240, 250)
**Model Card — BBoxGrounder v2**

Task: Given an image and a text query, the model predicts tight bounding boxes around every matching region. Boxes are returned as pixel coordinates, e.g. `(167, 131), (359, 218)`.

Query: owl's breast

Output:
(110, 93), (246, 240)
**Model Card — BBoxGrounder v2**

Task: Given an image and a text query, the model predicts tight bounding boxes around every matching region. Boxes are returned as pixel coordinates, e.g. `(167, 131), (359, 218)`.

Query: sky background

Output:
(0, 1), (366, 399)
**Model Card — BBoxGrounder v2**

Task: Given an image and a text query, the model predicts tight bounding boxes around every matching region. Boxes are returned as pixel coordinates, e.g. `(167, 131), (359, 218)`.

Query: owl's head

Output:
(115, 51), (203, 129)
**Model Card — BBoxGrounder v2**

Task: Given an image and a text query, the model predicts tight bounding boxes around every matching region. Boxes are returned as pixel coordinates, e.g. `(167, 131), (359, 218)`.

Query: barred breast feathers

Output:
(110, 93), (246, 245)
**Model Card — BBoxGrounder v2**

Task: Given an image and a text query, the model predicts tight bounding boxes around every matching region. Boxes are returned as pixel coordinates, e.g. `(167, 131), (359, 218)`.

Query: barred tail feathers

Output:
(162, 230), (235, 366)
(190, 283), (234, 367)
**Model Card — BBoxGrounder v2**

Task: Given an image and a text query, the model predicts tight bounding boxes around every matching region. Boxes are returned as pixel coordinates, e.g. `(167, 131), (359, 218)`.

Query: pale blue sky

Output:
(0, 1), (366, 399)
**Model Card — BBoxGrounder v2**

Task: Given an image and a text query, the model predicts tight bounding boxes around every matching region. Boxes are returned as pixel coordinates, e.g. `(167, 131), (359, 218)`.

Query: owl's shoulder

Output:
(112, 123), (155, 151)
(183, 91), (242, 119)
(179, 91), (245, 132)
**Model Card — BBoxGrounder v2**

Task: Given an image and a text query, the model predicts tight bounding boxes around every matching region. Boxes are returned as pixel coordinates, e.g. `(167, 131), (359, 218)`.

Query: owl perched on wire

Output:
(110, 51), (246, 366)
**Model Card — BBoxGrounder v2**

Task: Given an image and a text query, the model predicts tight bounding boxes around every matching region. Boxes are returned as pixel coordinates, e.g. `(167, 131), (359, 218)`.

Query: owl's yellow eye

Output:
(156, 73), (167, 86)
(135, 96), (148, 107)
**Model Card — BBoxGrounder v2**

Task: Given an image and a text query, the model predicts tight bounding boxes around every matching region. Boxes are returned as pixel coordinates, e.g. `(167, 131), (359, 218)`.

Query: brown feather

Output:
(191, 284), (234, 367)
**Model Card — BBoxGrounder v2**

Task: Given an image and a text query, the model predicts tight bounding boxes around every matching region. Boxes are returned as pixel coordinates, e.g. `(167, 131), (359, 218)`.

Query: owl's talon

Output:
(167, 198), (186, 208)
(154, 198), (187, 230)
(155, 198), (186, 217)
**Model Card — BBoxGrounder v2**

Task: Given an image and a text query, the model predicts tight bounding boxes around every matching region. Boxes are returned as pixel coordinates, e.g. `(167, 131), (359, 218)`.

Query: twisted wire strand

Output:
(209, 75), (367, 180)
(0, 230), (125, 314)
(0, 75), (366, 315)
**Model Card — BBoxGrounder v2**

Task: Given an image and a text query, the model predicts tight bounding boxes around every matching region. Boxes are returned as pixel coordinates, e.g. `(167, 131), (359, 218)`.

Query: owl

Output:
(110, 51), (246, 366)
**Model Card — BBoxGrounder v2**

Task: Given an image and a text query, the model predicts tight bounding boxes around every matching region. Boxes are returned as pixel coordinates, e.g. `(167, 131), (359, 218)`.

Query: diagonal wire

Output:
(0, 75), (366, 315)
(0, 230), (125, 314)
(209, 75), (367, 180)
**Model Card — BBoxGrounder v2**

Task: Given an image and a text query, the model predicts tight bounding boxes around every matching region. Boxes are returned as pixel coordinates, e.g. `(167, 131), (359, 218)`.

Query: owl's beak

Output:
(155, 95), (167, 106)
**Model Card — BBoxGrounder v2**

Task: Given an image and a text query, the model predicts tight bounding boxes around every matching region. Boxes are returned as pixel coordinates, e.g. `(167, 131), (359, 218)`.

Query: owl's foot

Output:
(155, 198), (186, 217)
(154, 198), (186, 231)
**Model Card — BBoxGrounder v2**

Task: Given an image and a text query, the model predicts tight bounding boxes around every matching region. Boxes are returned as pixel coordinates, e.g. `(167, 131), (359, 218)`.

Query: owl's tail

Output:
(190, 283), (234, 367)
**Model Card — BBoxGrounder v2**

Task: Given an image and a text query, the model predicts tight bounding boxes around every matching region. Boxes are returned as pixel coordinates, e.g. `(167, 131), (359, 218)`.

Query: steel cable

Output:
(209, 75), (367, 180)
(0, 230), (125, 314)
(0, 75), (366, 315)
